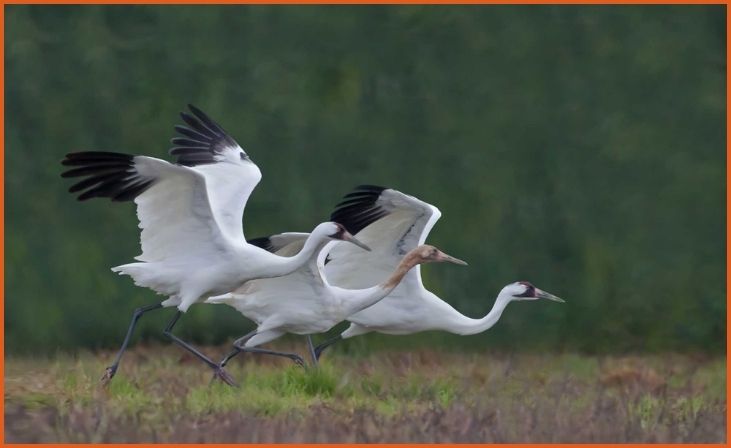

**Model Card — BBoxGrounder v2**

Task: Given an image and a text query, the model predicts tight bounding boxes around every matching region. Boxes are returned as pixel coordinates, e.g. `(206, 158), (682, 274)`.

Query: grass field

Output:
(4, 343), (726, 443)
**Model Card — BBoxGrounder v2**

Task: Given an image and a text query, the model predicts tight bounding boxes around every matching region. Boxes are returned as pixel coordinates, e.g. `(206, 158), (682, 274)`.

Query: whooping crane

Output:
(257, 186), (564, 359)
(206, 243), (467, 369)
(60, 105), (370, 386)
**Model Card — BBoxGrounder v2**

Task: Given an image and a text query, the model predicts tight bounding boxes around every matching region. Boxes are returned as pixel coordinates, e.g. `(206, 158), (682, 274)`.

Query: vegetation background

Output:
(6, 5), (726, 355)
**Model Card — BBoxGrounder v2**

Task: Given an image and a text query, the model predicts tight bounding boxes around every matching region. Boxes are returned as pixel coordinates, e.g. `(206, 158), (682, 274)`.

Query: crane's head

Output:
(502, 281), (564, 302)
(317, 222), (371, 251)
(411, 245), (468, 266)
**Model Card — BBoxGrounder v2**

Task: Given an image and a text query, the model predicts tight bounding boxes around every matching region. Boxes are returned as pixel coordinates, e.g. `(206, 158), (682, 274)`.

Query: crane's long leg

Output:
(238, 330), (306, 367)
(219, 330), (258, 368)
(306, 335), (318, 366)
(163, 311), (238, 387)
(218, 330), (306, 371)
(313, 335), (343, 360)
(101, 302), (163, 385)
(236, 347), (306, 367)
(220, 347), (305, 369)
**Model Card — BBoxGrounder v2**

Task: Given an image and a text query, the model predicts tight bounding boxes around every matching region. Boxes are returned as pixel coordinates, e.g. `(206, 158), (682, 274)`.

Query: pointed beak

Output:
(535, 288), (565, 303)
(436, 250), (468, 266)
(341, 231), (371, 252)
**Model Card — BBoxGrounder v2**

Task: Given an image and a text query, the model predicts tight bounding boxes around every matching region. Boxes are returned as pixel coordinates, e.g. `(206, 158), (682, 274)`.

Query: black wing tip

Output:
(330, 185), (391, 235)
(62, 151), (133, 163)
(60, 151), (135, 174)
(346, 184), (387, 195)
(187, 103), (207, 118)
(355, 184), (388, 192)
(170, 104), (242, 167)
(332, 185), (388, 209)
(247, 236), (275, 253)
(59, 151), (150, 203)
(183, 104), (222, 132)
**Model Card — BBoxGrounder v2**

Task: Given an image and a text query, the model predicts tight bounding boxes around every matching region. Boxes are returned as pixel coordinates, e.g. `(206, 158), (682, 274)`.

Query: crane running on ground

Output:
(250, 186), (564, 361)
(60, 105), (369, 386)
(206, 241), (466, 370)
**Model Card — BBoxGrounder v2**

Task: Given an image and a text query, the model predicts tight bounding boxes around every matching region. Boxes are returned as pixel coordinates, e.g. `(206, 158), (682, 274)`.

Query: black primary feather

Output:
(248, 235), (332, 263)
(247, 236), (274, 253)
(169, 104), (247, 166)
(60, 151), (153, 202)
(329, 185), (390, 235)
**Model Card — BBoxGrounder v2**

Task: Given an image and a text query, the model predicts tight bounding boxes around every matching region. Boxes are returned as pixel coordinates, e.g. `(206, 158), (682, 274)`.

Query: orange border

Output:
(1, 1), (5, 444)
(0, 444), (695, 448)
(3, 444), (728, 447)
(726, 3), (730, 446)
(1, 0), (728, 3)
(1, 2), (728, 448)
(726, 4), (730, 447)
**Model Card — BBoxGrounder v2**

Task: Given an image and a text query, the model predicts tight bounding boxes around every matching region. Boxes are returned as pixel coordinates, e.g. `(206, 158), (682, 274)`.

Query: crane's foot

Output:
(212, 366), (238, 388)
(290, 355), (306, 369)
(100, 365), (117, 387)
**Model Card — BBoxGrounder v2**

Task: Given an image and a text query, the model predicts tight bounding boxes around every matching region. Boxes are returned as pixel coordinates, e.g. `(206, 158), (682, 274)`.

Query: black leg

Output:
(236, 346), (306, 368)
(163, 311), (238, 387)
(101, 302), (163, 385)
(221, 331), (306, 368)
(219, 348), (241, 369)
(306, 335), (318, 366)
(218, 330), (258, 368)
(314, 335), (343, 360)
(213, 331), (305, 387)
(232, 335), (305, 367)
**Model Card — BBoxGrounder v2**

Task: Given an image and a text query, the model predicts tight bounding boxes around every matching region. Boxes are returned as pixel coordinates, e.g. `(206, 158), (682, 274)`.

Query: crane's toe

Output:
(213, 366), (238, 388)
(291, 355), (306, 369)
(100, 366), (117, 387)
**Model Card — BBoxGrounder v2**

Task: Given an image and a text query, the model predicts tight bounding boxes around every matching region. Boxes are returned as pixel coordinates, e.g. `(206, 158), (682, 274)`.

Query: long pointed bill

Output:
(341, 231), (371, 251)
(536, 288), (565, 303)
(437, 250), (468, 266)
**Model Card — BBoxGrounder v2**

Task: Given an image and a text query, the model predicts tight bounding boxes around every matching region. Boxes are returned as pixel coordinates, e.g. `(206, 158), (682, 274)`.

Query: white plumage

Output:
(326, 187), (563, 341)
(206, 236), (466, 367)
(61, 105), (564, 385)
(60, 105), (366, 384)
(107, 156), (260, 311)
(251, 186), (563, 359)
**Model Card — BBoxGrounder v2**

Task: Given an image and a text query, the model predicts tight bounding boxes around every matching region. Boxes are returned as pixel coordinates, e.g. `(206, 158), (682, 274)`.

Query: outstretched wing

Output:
(62, 152), (233, 262)
(325, 185), (442, 289)
(170, 104), (262, 242)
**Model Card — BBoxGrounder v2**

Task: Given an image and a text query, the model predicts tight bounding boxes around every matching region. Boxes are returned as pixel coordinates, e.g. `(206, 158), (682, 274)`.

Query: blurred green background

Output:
(6, 5), (725, 355)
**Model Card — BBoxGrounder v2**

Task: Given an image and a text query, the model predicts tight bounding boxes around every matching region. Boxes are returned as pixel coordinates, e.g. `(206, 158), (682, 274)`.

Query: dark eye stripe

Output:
(514, 285), (535, 298)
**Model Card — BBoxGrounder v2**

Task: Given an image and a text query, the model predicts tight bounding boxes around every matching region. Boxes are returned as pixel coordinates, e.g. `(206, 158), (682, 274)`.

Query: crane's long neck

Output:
(445, 293), (513, 336)
(341, 253), (418, 316)
(265, 233), (328, 278)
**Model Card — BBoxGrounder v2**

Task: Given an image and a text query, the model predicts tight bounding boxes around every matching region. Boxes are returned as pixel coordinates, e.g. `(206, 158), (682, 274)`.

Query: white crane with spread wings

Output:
(247, 186), (564, 361)
(60, 105), (367, 386)
(206, 239), (466, 369)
